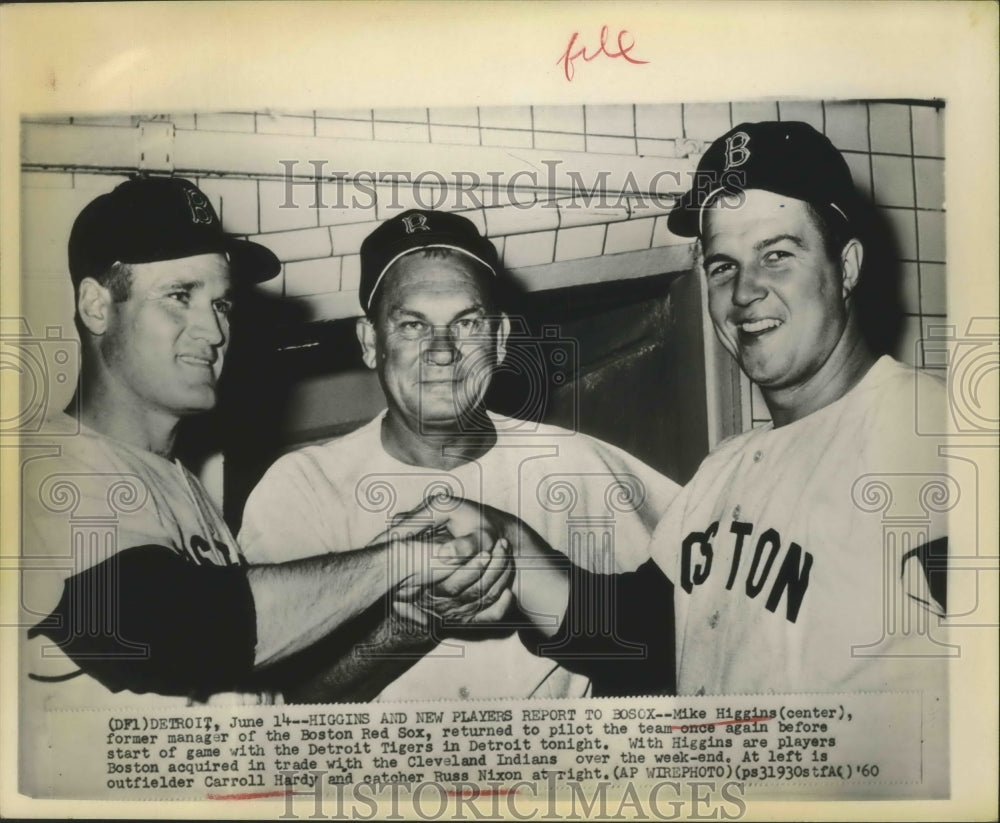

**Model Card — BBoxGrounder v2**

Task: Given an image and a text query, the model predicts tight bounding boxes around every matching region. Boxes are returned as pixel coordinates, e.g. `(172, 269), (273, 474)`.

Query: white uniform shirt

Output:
(240, 412), (678, 702)
(648, 357), (949, 696)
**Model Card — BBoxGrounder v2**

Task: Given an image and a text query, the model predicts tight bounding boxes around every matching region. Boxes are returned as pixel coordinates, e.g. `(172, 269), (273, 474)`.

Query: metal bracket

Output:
(137, 120), (175, 172)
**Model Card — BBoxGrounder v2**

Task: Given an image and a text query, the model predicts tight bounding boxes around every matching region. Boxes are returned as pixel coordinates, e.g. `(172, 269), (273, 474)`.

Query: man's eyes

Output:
(707, 262), (736, 279)
(395, 317), (487, 337)
(763, 250), (794, 264)
(213, 299), (233, 316)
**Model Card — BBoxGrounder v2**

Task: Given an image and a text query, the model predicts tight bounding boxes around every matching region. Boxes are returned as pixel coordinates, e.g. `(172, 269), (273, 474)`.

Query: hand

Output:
(378, 498), (500, 595)
(394, 536), (515, 630)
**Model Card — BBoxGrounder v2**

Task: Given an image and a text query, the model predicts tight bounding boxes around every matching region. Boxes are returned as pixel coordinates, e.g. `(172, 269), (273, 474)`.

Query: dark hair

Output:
(366, 247), (503, 320)
(804, 202), (859, 266)
(76, 261), (134, 302)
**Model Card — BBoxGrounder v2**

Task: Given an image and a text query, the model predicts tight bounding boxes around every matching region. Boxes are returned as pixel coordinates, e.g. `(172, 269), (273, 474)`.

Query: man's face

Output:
(100, 253), (233, 418)
(702, 190), (858, 392)
(359, 252), (507, 432)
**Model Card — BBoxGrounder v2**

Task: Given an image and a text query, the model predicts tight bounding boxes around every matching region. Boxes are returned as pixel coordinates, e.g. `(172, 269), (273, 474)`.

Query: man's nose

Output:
(189, 304), (226, 346)
(422, 326), (460, 366)
(732, 262), (768, 306)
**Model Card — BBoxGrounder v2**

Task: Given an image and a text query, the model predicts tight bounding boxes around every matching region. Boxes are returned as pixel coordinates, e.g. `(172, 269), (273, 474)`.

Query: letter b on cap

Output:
(724, 132), (751, 171)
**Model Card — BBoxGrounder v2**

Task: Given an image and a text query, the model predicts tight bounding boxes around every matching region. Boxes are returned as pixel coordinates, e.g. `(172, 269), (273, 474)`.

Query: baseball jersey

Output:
(239, 411), (679, 702)
(644, 355), (949, 696)
(20, 413), (275, 709)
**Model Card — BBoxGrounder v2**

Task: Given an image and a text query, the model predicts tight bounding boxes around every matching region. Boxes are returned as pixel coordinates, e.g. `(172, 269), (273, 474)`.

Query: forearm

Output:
(274, 599), (436, 703)
(523, 558), (676, 696)
(248, 540), (408, 668)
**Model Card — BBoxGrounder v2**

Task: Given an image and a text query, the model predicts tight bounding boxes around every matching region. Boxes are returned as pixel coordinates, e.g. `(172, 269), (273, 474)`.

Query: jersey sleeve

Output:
(239, 449), (348, 564)
(27, 544), (257, 698)
(522, 558), (676, 696)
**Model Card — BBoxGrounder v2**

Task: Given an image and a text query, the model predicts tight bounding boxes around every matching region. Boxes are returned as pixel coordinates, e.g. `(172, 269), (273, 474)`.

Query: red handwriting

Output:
(669, 716), (772, 732)
(558, 26), (649, 82)
(207, 789), (291, 800)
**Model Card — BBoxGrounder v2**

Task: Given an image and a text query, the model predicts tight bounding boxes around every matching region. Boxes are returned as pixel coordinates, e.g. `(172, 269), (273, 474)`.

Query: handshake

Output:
(376, 494), (566, 635)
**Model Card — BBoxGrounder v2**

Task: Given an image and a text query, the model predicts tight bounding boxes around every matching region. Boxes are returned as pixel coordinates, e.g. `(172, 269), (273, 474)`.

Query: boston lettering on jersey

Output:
(680, 520), (813, 623)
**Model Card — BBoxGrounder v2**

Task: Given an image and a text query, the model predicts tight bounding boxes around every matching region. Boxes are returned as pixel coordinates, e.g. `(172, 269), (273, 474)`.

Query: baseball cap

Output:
(68, 176), (280, 284)
(667, 121), (859, 238)
(359, 209), (499, 311)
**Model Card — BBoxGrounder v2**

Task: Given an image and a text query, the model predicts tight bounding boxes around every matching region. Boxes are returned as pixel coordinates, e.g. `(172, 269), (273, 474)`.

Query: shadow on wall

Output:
(852, 188), (906, 358)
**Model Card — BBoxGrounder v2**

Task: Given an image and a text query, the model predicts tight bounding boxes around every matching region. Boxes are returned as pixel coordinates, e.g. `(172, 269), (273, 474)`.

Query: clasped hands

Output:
(377, 494), (529, 631)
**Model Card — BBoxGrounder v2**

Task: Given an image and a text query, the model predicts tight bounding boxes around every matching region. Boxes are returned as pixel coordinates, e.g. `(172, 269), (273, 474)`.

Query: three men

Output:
(240, 209), (679, 701)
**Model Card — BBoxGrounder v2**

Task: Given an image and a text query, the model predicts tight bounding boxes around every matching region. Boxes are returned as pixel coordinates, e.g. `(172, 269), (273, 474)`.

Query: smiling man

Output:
(442, 123), (949, 706)
(239, 209), (678, 702)
(21, 180), (504, 736)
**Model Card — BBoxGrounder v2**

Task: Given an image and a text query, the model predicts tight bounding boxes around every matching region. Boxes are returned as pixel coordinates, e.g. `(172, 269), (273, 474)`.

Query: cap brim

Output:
(665, 189), (701, 238)
(226, 238), (281, 284)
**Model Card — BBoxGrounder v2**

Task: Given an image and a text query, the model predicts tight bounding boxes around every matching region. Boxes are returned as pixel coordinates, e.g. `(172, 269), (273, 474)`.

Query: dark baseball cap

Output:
(667, 121), (859, 238)
(359, 209), (499, 311)
(68, 176), (280, 284)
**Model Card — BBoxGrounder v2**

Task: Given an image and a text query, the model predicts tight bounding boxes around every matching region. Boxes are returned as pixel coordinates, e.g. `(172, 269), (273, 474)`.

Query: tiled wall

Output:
(21, 99), (945, 430)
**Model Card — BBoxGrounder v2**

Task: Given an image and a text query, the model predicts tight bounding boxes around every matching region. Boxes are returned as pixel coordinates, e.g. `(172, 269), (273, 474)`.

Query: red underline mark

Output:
(206, 789), (292, 800)
(446, 788), (519, 797)
(669, 716), (772, 732)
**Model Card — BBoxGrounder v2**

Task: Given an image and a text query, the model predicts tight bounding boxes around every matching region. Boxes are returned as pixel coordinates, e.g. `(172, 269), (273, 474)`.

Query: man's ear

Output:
(356, 317), (378, 370)
(77, 278), (112, 335)
(840, 238), (863, 299)
(494, 313), (511, 367)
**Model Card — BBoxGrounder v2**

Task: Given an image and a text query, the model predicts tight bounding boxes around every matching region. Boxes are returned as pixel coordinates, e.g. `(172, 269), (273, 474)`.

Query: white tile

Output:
(586, 135), (636, 155)
(259, 180), (318, 232)
(198, 177), (260, 235)
(585, 104), (634, 137)
(635, 104), (683, 139)
(480, 106), (532, 130)
(501, 230), (556, 268)
(534, 131), (586, 152)
(871, 154), (914, 208)
(554, 224), (606, 261)
(883, 207), (918, 259)
(255, 114), (314, 136)
(899, 262), (921, 315)
(430, 124), (480, 146)
(373, 108), (428, 124)
(682, 103), (732, 140)
(914, 158), (945, 210)
(71, 172), (130, 190)
(482, 203), (559, 236)
(917, 210), (946, 262)
(776, 101), (824, 131)
(249, 227), (332, 262)
(823, 101), (869, 152)
(842, 152), (872, 197)
(532, 105), (584, 134)
(651, 214), (695, 248)
(892, 315), (923, 367)
(429, 107), (479, 127)
(481, 128), (533, 149)
(23, 171), (73, 189)
(920, 263), (946, 315)
(731, 101), (778, 125)
(315, 118), (373, 140)
(195, 112), (257, 133)
(869, 103), (912, 154)
(373, 121), (429, 143)
(317, 180), (378, 224)
(636, 138), (677, 158)
(911, 105), (944, 157)
(341, 254), (362, 291)
(556, 199), (629, 229)
(315, 108), (371, 121)
(330, 220), (381, 256)
(284, 256), (342, 297)
(604, 217), (655, 254)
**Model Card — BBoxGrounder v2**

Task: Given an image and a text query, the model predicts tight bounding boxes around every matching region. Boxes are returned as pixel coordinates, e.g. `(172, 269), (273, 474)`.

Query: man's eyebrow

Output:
(389, 304), (486, 323)
(755, 233), (808, 252)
